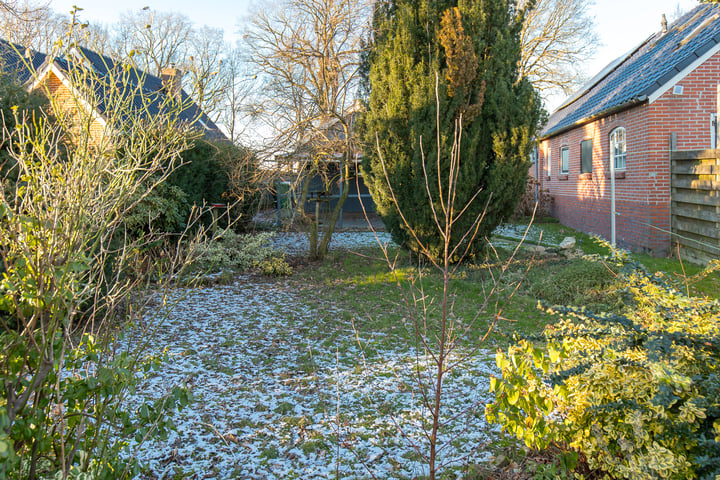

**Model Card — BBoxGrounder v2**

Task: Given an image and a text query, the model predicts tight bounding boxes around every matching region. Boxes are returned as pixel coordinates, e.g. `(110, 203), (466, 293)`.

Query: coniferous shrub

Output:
(360, 0), (542, 261)
(168, 139), (262, 232)
(168, 140), (228, 211)
(486, 257), (720, 480)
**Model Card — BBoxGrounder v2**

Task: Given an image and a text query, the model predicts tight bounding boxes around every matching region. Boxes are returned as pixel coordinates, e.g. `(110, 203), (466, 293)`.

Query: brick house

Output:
(0, 39), (225, 146)
(536, 3), (720, 255)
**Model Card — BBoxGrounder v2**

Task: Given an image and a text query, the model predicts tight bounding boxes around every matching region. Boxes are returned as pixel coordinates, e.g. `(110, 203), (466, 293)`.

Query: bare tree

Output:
(0, 24), (216, 476)
(113, 8), (192, 76)
(364, 76), (535, 479)
(110, 9), (232, 123)
(0, 1), (69, 53)
(184, 26), (227, 122)
(216, 45), (255, 143)
(243, 0), (370, 259)
(519, 0), (599, 97)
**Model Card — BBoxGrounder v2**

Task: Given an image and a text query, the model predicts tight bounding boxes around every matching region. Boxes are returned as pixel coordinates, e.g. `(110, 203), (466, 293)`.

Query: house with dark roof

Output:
(535, 3), (720, 255)
(0, 39), (225, 146)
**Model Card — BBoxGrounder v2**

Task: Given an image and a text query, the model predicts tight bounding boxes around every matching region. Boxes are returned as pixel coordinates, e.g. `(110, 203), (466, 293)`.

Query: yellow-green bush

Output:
(486, 259), (720, 480)
(193, 230), (291, 276)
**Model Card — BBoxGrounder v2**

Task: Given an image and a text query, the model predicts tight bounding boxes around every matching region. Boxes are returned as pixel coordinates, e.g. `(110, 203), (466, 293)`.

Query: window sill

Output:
(578, 173), (592, 180)
(558, 174), (569, 180)
(605, 171), (626, 179)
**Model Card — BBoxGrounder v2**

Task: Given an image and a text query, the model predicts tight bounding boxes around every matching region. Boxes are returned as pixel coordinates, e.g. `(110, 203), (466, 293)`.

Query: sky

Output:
(49, 0), (704, 110)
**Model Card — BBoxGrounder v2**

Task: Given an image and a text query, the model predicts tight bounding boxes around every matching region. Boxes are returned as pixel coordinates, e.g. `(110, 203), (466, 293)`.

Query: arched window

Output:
(610, 128), (626, 170)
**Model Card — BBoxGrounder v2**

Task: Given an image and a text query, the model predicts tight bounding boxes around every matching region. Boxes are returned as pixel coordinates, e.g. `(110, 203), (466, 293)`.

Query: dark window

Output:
(581, 139), (592, 174)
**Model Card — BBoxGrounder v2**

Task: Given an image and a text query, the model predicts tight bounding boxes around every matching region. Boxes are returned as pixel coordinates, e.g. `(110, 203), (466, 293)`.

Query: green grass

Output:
(286, 220), (720, 351)
(289, 237), (620, 348)
(631, 253), (720, 300)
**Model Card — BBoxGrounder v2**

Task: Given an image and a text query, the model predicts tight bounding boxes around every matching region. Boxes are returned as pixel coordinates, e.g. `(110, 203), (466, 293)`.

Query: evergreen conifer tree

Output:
(361, 0), (542, 260)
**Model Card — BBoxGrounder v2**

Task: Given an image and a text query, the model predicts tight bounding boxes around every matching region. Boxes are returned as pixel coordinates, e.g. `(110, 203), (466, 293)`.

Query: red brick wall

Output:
(39, 70), (108, 148)
(537, 50), (720, 255)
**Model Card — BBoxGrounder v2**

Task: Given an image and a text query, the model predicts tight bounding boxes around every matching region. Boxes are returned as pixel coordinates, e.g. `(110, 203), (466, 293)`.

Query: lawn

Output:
(126, 234), (501, 479)
(124, 222), (719, 479)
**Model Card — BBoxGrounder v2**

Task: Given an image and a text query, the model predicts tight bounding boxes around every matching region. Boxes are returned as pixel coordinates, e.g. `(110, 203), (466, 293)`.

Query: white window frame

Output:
(560, 145), (569, 174)
(610, 127), (627, 171)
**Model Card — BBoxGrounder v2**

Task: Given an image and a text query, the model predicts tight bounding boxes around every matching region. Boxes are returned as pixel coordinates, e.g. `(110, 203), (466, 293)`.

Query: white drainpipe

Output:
(610, 149), (616, 247)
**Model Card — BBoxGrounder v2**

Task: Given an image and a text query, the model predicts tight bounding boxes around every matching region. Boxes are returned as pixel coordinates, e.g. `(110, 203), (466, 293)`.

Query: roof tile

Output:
(542, 4), (720, 139)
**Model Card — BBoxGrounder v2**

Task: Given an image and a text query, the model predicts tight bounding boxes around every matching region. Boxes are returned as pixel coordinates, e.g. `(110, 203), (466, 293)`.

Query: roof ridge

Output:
(541, 3), (720, 139)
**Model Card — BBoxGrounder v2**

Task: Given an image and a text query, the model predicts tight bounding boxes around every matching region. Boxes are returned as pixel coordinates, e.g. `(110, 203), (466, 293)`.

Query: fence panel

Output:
(671, 150), (720, 264)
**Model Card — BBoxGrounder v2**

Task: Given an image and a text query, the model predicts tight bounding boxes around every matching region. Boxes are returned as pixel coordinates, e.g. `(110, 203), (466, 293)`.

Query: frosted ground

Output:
(127, 232), (502, 479)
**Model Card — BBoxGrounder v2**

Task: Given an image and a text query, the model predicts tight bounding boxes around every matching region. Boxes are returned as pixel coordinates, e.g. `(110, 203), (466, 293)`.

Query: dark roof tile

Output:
(0, 39), (226, 141)
(0, 38), (46, 83)
(542, 4), (720, 139)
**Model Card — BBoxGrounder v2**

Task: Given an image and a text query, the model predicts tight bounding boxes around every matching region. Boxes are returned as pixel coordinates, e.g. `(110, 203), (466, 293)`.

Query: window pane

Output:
(610, 128), (626, 170)
(581, 139), (592, 174)
(561, 147), (569, 173)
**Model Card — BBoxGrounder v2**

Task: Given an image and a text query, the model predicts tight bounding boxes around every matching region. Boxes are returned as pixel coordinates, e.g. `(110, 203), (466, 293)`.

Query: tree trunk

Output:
(317, 157), (351, 258)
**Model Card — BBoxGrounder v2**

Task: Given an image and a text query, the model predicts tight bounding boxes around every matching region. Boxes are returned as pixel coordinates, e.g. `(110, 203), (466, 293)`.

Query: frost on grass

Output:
(269, 231), (395, 256)
(492, 223), (565, 246)
(124, 233), (499, 479)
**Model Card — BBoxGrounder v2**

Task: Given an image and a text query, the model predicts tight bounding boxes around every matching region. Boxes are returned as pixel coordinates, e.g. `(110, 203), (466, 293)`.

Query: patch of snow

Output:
(118, 231), (500, 479)
(492, 223), (564, 247)
(270, 231), (395, 256)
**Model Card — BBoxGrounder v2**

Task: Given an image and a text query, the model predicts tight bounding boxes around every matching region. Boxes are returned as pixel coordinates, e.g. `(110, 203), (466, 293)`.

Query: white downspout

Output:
(610, 143), (616, 247)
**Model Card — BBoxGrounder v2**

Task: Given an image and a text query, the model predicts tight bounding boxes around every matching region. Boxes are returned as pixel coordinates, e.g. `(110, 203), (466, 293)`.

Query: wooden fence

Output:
(671, 149), (720, 264)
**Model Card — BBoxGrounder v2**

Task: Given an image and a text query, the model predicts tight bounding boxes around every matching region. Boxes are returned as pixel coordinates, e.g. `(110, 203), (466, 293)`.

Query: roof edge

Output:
(29, 60), (109, 129)
(554, 35), (654, 114)
(539, 96), (647, 140)
(647, 39), (720, 104)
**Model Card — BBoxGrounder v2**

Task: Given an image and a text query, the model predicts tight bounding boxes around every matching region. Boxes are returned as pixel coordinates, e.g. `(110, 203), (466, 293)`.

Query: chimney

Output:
(161, 64), (182, 100)
(661, 14), (668, 34)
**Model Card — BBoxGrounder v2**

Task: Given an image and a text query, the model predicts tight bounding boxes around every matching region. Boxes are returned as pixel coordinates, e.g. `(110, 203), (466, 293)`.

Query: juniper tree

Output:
(361, 0), (542, 261)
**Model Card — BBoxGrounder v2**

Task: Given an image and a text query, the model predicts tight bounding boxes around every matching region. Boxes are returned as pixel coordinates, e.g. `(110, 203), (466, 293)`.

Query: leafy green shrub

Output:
(0, 41), (207, 478)
(0, 331), (190, 479)
(193, 230), (290, 275)
(121, 176), (189, 237)
(487, 259), (720, 480)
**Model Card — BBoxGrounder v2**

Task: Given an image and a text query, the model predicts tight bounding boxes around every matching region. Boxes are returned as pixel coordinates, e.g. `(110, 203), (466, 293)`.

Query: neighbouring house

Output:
(535, 3), (720, 258)
(276, 101), (375, 221)
(0, 38), (225, 146)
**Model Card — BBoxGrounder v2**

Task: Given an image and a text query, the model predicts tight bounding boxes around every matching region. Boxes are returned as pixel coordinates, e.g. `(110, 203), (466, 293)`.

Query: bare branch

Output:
(519, 0), (600, 97)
